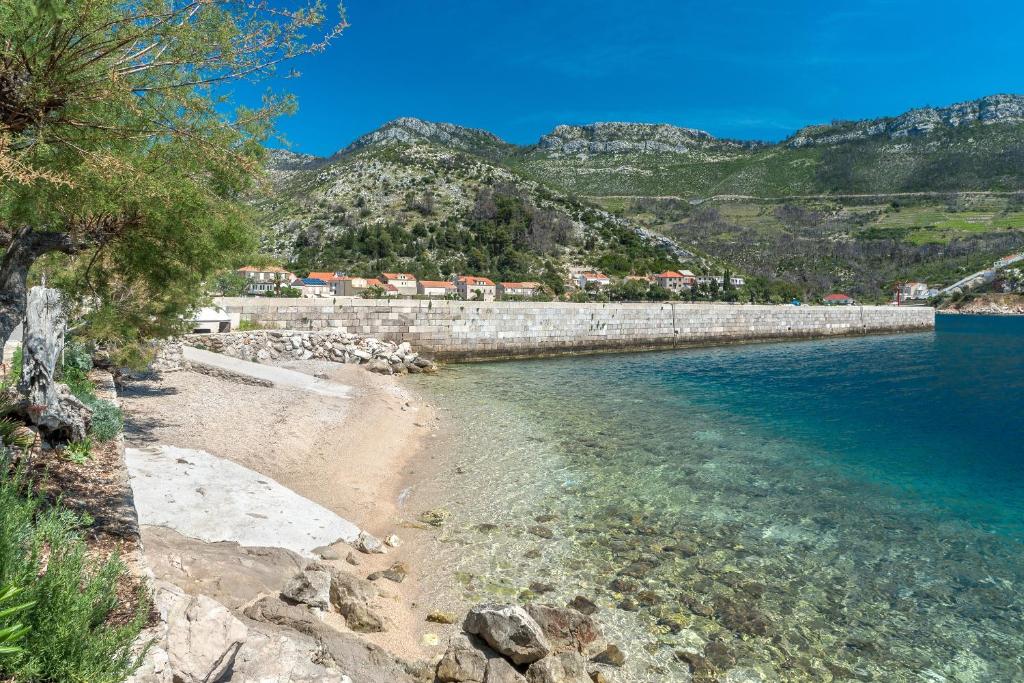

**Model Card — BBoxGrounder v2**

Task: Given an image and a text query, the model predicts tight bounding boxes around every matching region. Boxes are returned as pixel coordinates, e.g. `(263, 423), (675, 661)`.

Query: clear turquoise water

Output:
(415, 315), (1024, 682)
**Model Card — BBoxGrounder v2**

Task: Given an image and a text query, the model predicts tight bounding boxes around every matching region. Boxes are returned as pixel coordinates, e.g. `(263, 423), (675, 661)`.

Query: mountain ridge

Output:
(277, 93), (1024, 163)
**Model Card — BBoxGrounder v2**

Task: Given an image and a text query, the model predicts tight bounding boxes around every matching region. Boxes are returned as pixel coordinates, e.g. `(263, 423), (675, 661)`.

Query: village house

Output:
(730, 276), (745, 287)
(364, 278), (400, 297)
(653, 271), (691, 293)
(329, 276), (370, 296)
(237, 266), (296, 295)
(899, 282), (931, 300)
(498, 281), (542, 298)
(453, 275), (497, 301)
(417, 280), (457, 297)
(307, 271), (342, 282)
(290, 277), (330, 298)
(576, 271), (611, 290)
(823, 293), (855, 306)
(380, 272), (418, 296)
(695, 275), (722, 287)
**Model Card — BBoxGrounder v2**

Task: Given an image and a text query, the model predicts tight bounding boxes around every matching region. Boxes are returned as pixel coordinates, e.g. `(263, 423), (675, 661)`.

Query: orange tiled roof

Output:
(580, 272), (609, 279)
(457, 275), (496, 287)
(500, 281), (541, 288)
(419, 280), (455, 288)
(654, 271), (684, 279)
(380, 272), (415, 280)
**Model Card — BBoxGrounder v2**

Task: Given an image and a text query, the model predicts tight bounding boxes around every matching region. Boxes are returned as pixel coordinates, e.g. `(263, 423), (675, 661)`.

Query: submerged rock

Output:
(524, 604), (606, 658)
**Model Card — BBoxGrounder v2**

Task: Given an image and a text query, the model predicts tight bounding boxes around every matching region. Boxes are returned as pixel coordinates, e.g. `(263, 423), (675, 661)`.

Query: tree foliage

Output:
(0, 0), (345, 354)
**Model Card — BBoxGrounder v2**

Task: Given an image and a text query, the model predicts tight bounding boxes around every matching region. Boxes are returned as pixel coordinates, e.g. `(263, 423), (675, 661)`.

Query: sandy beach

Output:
(120, 359), (464, 664)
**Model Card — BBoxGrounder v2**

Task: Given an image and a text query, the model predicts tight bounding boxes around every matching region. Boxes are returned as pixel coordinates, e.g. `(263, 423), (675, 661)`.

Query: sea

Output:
(412, 314), (1024, 682)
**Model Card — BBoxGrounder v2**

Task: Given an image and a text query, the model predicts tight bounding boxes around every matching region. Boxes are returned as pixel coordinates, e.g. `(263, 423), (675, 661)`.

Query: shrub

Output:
(0, 467), (147, 682)
(0, 583), (35, 657)
(82, 399), (123, 443)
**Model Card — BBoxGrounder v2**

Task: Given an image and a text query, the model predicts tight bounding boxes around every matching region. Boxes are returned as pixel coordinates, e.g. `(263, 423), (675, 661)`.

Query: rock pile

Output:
(182, 330), (437, 375)
(436, 602), (625, 683)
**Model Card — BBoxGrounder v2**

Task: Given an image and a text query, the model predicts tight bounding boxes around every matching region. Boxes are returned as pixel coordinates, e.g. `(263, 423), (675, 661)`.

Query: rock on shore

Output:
(177, 330), (437, 375)
(440, 602), (625, 683)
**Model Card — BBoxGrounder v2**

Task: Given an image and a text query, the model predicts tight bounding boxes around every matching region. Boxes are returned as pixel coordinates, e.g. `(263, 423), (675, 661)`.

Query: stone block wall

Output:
(213, 298), (935, 361)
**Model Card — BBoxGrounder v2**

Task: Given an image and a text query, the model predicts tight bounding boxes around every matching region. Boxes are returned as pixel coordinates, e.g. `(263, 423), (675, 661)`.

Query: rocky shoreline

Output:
(939, 293), (1024, 315)
(178, 330), (438, 374)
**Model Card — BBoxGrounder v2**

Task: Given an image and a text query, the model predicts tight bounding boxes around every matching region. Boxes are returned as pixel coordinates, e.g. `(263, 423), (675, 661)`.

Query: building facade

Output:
(454, 275), (497, 301)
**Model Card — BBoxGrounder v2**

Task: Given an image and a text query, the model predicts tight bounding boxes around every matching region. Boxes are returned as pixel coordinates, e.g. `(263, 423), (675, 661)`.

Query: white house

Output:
(498, 281), (542, 298)
(290, 278), (329, 298)
(380, 272), (418, 296)
(899, 282), (930, 300)
(453, 275), (497, 301)
(576, 271), (611, 289)
(417, 280), (457, 297)
(237, 266), (296, 295)
(653, 271), (690, 293)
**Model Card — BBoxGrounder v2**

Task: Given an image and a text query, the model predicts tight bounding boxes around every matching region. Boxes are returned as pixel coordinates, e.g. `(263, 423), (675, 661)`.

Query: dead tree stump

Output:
(19, 287), (90, 443)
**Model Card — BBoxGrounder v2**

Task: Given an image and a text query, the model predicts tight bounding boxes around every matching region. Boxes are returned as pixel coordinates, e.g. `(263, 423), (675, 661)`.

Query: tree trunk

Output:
(19, 287), (90, 443)
(0, 226), (80, 351)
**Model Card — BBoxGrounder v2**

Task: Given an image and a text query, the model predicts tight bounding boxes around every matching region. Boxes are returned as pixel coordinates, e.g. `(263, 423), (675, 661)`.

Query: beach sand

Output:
(119, 359), (462, 663)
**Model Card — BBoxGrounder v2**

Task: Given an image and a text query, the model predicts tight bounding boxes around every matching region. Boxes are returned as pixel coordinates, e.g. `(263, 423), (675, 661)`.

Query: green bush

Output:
(0, 465), (147, 682)
(84, 399), (123, 443)
(59, 343), (124, 443)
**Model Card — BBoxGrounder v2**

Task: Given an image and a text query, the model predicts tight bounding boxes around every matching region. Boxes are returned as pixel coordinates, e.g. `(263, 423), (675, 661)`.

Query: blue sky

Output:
(246, 0), (1024, 156)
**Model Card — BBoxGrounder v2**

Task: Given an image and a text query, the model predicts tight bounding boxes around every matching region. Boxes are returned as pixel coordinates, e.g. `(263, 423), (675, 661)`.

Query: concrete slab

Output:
(182, 345), (352, 399)
(126, 445), (361, 556)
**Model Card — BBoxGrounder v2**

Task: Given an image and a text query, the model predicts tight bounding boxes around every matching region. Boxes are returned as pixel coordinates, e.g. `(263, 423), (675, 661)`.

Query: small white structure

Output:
(190, 307), (231, 334)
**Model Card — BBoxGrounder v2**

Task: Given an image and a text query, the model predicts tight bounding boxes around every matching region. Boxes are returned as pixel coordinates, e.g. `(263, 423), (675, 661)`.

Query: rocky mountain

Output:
(257, 132), (699, 284)
(535, 122), (759, 157)
(257, 94), (1024, 300)
(338, 117), (514, 159)
(786, 94), (1024, 148)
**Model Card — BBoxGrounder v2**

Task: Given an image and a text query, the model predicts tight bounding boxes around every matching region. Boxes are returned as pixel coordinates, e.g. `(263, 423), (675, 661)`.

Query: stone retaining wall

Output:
(214, 298), (935, 361)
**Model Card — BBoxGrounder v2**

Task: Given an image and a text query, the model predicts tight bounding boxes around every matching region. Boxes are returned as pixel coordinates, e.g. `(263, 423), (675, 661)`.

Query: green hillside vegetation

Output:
(601, 194), (1024, 302)
(260, 143), (688, 288)
(259, 95), (1024, 300)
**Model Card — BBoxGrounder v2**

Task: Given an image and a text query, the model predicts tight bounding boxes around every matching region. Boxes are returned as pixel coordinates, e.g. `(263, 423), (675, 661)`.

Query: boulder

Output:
(314, 564), (384, 633)
(463, 605), (550, 666)
(366, 358), (392, 374)
(159, 583), (248, 683)
(486, 658), (528, 683)
(243, 597), (421, 682)
(231, 627), (349, 682)
(524, 605), (606, 658)
(281, 570), (332, 611)
(524, 652), (591, 683)
(436, 634), (488, 682)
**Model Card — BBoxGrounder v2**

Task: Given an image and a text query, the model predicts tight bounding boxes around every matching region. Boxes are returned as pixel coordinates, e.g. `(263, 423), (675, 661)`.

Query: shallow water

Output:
(413, 315), (1024, 682)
